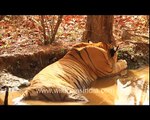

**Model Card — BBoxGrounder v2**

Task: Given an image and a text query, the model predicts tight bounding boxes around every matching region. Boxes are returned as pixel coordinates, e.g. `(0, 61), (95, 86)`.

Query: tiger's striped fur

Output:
(12, 42), (127, 104)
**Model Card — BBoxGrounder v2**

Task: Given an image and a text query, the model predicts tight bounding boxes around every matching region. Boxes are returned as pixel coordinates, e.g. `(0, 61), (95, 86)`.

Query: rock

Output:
(0, 71), (30, 91)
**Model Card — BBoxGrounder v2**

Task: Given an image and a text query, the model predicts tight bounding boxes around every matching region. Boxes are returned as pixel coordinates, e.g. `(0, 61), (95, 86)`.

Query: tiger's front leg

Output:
(112, 59), (127, 75)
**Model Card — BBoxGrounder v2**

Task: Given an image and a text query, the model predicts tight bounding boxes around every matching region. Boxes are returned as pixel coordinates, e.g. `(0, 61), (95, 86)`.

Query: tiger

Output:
(12, 41), (127, 105)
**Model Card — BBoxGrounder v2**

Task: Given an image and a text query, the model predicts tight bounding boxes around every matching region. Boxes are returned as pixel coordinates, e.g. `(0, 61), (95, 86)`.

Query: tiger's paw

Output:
(12, 96), (26, 105)
(76, 96), (89, 103)
(118, 59), (127, 70)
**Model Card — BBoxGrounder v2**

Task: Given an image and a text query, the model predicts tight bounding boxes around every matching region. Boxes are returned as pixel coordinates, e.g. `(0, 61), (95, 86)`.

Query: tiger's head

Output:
(67, 41), (126, 78)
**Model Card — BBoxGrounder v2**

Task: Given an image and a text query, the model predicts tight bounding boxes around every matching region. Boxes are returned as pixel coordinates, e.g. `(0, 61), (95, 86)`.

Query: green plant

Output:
(60, 48), (65, 54)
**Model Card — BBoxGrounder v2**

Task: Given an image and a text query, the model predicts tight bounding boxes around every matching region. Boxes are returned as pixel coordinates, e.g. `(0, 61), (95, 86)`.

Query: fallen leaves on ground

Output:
(0, 15), (149, 55)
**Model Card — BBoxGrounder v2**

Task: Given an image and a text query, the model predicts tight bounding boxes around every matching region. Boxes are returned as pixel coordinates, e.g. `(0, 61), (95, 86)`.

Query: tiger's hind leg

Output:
(62, 88), (89, 103)
(12, 95), (28, 105)
(12, 85), (89, 105)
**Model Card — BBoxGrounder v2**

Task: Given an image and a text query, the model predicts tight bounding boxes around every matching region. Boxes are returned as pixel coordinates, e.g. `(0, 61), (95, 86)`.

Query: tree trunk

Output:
(83, 15), (115, 45)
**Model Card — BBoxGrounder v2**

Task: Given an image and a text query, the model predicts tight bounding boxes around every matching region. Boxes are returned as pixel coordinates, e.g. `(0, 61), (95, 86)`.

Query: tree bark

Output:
(83, 15), (115, 45)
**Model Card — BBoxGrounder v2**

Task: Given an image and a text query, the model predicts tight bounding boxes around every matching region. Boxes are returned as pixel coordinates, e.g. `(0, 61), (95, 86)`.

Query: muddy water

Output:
(85, 66), (149, 105)
(0, 66), (149, 105)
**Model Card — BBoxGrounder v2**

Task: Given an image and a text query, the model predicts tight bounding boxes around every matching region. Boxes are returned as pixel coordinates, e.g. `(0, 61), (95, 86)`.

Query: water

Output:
(85, 66), (149, 105)
(0, 66), (149, 105)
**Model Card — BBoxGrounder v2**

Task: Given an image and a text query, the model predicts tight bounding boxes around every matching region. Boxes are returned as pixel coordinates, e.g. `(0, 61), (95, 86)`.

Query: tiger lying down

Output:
(13, 42), (127, 105)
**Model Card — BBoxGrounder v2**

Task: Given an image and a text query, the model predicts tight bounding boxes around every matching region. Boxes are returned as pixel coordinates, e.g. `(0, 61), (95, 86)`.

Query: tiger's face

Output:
(96, 42), (118, 57)
(72, 42), (118, 59)
(67, 42), (126, 78)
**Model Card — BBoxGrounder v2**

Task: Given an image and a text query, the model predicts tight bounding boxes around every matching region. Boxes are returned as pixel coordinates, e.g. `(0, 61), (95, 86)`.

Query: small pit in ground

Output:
(0, 40), (149, 91)
(0, 42), (72, 90)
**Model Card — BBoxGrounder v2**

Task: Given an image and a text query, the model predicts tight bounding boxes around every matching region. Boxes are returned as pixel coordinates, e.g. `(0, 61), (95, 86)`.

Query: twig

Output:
(50, 15), (63, 44)
(30, 16), (41, 26)
(49, 16), (55, 37)
(41, 15), (48, 45)
(45, 15), (53, 40)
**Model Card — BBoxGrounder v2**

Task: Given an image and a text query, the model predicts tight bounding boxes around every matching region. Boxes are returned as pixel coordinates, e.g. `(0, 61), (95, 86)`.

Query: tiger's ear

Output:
(110, 46), (119, 57)
(114, 46), (119, 51)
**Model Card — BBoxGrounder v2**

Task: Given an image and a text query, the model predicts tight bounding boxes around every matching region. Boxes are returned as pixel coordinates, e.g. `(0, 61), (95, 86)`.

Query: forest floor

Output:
(0, 15), (85, 90)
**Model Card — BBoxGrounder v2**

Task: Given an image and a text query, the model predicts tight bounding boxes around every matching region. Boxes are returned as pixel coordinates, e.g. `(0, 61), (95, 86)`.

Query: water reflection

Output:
(115, 66), (149, 105)
(84, 66), (149, 105)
